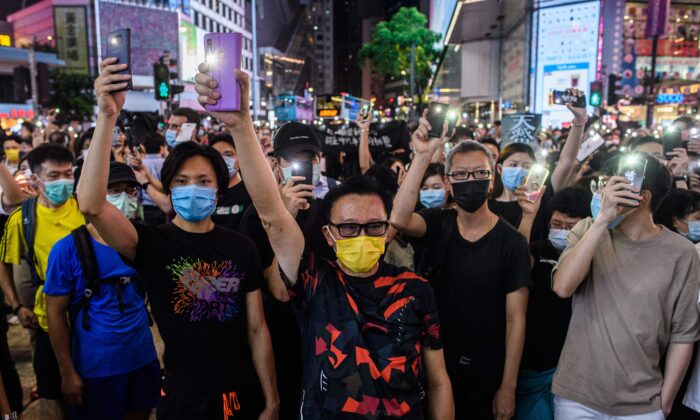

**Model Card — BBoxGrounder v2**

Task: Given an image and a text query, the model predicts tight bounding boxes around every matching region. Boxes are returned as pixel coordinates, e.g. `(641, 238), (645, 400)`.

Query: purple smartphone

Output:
(204, 32), (242, 111)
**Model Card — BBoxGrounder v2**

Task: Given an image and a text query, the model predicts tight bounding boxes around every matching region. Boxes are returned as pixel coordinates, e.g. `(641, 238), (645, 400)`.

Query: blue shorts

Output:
(70, 359), (161, 420)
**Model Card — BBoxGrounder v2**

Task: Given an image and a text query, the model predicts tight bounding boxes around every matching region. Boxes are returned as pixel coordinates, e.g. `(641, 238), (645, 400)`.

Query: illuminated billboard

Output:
(533, 1), (600, 127)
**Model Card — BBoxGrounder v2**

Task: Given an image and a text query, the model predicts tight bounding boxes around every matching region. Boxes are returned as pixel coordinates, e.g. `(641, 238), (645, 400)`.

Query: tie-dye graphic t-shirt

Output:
(282, 254), (442, 419)
(126, 222), (263, 394)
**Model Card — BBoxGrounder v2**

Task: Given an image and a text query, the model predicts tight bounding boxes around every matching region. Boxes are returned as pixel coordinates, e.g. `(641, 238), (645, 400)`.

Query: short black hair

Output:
(160, 141), (229, 196)
(654, 189), (700, 230)
(546, 187), (592, 220)
(421, 162), (445, 185)
(601, 153), (672, 212)
(143, 133), (165, 154)
(323, 175), (393, 221)
(364, 164), (399, 195)
(27, 143), (75, 175)
(480, 137), (500, 152)
(628, 135), (662, 151)
(21, 121), (34, 134)
(674, 115), (695, 130)
(171, 107), (201, 130)
(48, 130), (70, 146)
(209, 133), (235, 149)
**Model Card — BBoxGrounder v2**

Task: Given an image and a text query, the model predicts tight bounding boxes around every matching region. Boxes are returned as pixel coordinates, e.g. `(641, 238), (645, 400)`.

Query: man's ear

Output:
(640, 190), (652, 208)
(322, 225), (335, 249)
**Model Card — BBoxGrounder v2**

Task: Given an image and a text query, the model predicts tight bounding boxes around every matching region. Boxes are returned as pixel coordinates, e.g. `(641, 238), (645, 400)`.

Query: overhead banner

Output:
(500, 113), (542, 148)
(313, 121), (410, 155)
(53, 6), (89, 75)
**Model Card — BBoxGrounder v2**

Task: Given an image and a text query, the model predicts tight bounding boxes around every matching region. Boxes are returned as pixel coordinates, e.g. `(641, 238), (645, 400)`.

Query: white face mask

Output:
(106, 192), (139, 219)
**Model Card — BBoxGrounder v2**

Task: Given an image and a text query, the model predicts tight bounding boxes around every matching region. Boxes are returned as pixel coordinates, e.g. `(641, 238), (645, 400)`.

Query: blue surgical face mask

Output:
(501, 166), (528, 191)
(548, 228), (570, 251)
(165, 129), (178, 148)
(42, 179), (74, 206)
(171, 185), (217, 222)
(223, 156), (237, 178)
(106, 192), (139, 219)
(420, 189), (446, 208)
(681, 219), (700, 242)
(591, 192), (626, 229)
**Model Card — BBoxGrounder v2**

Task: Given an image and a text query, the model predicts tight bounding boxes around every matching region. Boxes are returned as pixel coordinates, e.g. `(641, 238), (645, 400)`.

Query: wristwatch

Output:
(141, 182), (151, 190)
(674, 175), (688, 184)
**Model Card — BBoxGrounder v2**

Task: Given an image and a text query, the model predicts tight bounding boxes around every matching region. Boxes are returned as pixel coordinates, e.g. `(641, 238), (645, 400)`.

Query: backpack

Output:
(71, 225), (132, 331)
(21, 198), (41, 286)
(414, 208), (457, 283)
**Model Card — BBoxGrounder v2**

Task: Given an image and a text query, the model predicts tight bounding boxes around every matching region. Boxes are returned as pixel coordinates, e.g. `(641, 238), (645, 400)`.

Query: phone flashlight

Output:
(110, 36), (119, 46)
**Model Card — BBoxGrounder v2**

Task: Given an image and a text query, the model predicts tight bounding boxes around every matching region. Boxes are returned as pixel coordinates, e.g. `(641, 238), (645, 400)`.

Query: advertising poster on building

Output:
(501, 21), (527, 109)
(53, 6), (89, 75)
(533, 1), (600, 127)
(99, 1), (179, 77)
(179, 20), (206, 82)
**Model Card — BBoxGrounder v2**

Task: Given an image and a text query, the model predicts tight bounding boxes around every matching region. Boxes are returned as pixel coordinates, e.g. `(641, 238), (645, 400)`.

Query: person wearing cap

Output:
(44, 161), (160, 420)
(271, 121), (339, 199)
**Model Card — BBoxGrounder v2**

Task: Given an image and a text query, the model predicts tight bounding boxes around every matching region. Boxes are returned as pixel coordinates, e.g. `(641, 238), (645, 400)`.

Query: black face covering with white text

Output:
(452, 179), (490, 212)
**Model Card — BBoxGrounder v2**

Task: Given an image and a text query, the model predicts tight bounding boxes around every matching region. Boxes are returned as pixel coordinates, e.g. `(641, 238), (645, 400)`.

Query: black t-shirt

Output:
(282, 255), (442, 419)
(520, 240), (571, 372)
(488, 183), (553, 242)
(211, 182), (252, 233)
(240, 198), (334, 268)
(124, 222), (262, 394)
(417, 208), (531, 384)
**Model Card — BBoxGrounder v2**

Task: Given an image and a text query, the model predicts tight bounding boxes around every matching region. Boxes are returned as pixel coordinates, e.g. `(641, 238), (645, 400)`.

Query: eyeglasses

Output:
(108, 186), (139, 198)
(329, 222), (389, 238)
(446, 169), (492, 181)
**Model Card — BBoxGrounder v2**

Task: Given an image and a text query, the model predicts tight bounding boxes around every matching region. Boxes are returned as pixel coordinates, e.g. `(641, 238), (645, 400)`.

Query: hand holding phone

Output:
(523, 164), (549, 202)
(427, 102), (449, 138)
(616, 153), (647, 207)
(552, 89), (586, 108)
(577, 134), (605, 163)
(105, 28), (132, 92)
(663, 127), (684, 160)
(176, 123), (197, 143)
(290, 161), (314, 186)
(204, 32), (243, 111)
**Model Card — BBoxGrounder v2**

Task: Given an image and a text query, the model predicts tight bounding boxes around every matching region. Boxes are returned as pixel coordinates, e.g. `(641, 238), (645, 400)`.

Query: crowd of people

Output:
(0, 56), (694, 420)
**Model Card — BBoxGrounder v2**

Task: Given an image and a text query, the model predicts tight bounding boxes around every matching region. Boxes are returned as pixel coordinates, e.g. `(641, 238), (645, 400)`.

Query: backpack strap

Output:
(21, 198), (41, 286)
(71, 225), (100, 331)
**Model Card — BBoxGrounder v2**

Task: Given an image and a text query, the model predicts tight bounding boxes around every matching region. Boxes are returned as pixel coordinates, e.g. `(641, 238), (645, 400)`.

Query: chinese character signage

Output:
(53, 6), (89, 75)
(501, 113), (542, 148)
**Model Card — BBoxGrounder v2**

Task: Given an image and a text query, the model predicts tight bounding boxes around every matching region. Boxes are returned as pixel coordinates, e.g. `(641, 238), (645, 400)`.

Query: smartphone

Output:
(291, 160), (314, 186)
(105, 28), (132, 92)
(577, 134), (605, 163)
(176, 123), (197, 143)
(583, 113), (600, 133)
(663, 127), (683, 159)
(427, 102), (448, 138)
(617, 153), (647, 207)
(693, 160), (700, 176)
(446, 110), (459, 133)
(111, 127), (122, 147)
(204, 32), (242, 111)
(524, 164), (549, 202)
(551, 90), (586, 108)
(359, 104), (372, 121)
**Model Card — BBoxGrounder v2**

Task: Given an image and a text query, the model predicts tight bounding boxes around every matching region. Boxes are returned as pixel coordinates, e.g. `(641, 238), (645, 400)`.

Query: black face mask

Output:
(452, 179), (490, 212)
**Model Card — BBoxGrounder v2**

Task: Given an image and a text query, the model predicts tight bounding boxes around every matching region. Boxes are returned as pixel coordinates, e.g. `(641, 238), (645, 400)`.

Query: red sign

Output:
(636, 39), (700, 57)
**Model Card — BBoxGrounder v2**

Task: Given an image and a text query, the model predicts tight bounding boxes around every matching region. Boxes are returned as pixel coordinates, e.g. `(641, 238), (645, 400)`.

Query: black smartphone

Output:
(291, 160), (314, 186)
(427, 102), (449, 138)
(617, 153), (647, 207)
(105, 28), (132, 92)
(583, 113), (600, 133)
(663, 127), (683, 159)
(446, 110), (459, 134)
(359, 104), (371, 121)
(552, 90), (586, 108)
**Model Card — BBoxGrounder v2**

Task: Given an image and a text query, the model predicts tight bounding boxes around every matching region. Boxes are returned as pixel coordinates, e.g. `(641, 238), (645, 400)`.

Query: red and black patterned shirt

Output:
(282, 253), (442, 419)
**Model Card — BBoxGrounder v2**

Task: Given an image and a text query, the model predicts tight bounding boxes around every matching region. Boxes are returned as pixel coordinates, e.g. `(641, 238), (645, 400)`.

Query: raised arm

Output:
(194, 66), (304, 284)
(552, 176), (642, 297)
(357, 116), (373, 174)
(0, 165), (23, 210)
(551, 89), (586, 192)
(390, 113), (442, 237)
(77, 58), (138, 260)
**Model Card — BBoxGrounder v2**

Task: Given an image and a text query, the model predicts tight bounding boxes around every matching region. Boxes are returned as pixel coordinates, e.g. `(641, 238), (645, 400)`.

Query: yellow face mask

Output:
(5, 149), (19, 163)
(330, 233), (386, 274)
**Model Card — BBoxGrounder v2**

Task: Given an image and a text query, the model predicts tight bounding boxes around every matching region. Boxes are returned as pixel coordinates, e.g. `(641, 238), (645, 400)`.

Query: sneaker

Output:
(7, 315), (18, 326)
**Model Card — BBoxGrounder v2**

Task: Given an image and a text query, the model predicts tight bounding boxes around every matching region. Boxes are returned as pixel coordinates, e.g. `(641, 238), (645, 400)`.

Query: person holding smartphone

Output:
(552, 154), (700, 418)
(629, 135), (690, 190)
(78, 58), (279, 420)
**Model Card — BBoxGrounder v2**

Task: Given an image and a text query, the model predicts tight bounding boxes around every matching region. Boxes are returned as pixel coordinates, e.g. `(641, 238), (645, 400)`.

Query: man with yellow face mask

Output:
(3, 136), (21, 173)
(193, 67), (454, 420)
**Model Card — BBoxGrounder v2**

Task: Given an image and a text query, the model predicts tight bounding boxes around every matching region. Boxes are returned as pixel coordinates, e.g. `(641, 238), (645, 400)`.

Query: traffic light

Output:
(153, 63), (170, 101)
(12, 67), (29, 102)
(608, 74), (622, 105)
(589, 81), (603, 107)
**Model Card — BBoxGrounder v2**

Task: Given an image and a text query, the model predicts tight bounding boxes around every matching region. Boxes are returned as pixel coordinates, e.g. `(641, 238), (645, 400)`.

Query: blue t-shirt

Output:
(44, 233), (157, 379)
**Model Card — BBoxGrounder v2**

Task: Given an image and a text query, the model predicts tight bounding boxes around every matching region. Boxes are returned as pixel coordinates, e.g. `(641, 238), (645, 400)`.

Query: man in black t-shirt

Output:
(193, 70), (454, 419)
(78, 63), (278, 419)
(210, 133), (252, 232)
(391, 114), (531, 420)
(515, 187), (590, 419)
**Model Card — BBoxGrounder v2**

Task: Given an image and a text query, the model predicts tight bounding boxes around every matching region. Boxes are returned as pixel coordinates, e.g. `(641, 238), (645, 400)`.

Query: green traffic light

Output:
(158, 82), (169, 99)
(590, 92), (601, 106)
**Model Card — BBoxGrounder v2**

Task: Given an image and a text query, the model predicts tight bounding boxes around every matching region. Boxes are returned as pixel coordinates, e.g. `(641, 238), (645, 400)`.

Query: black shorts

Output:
(156, 380), (263, 420)
(33, 329), (62, 400)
